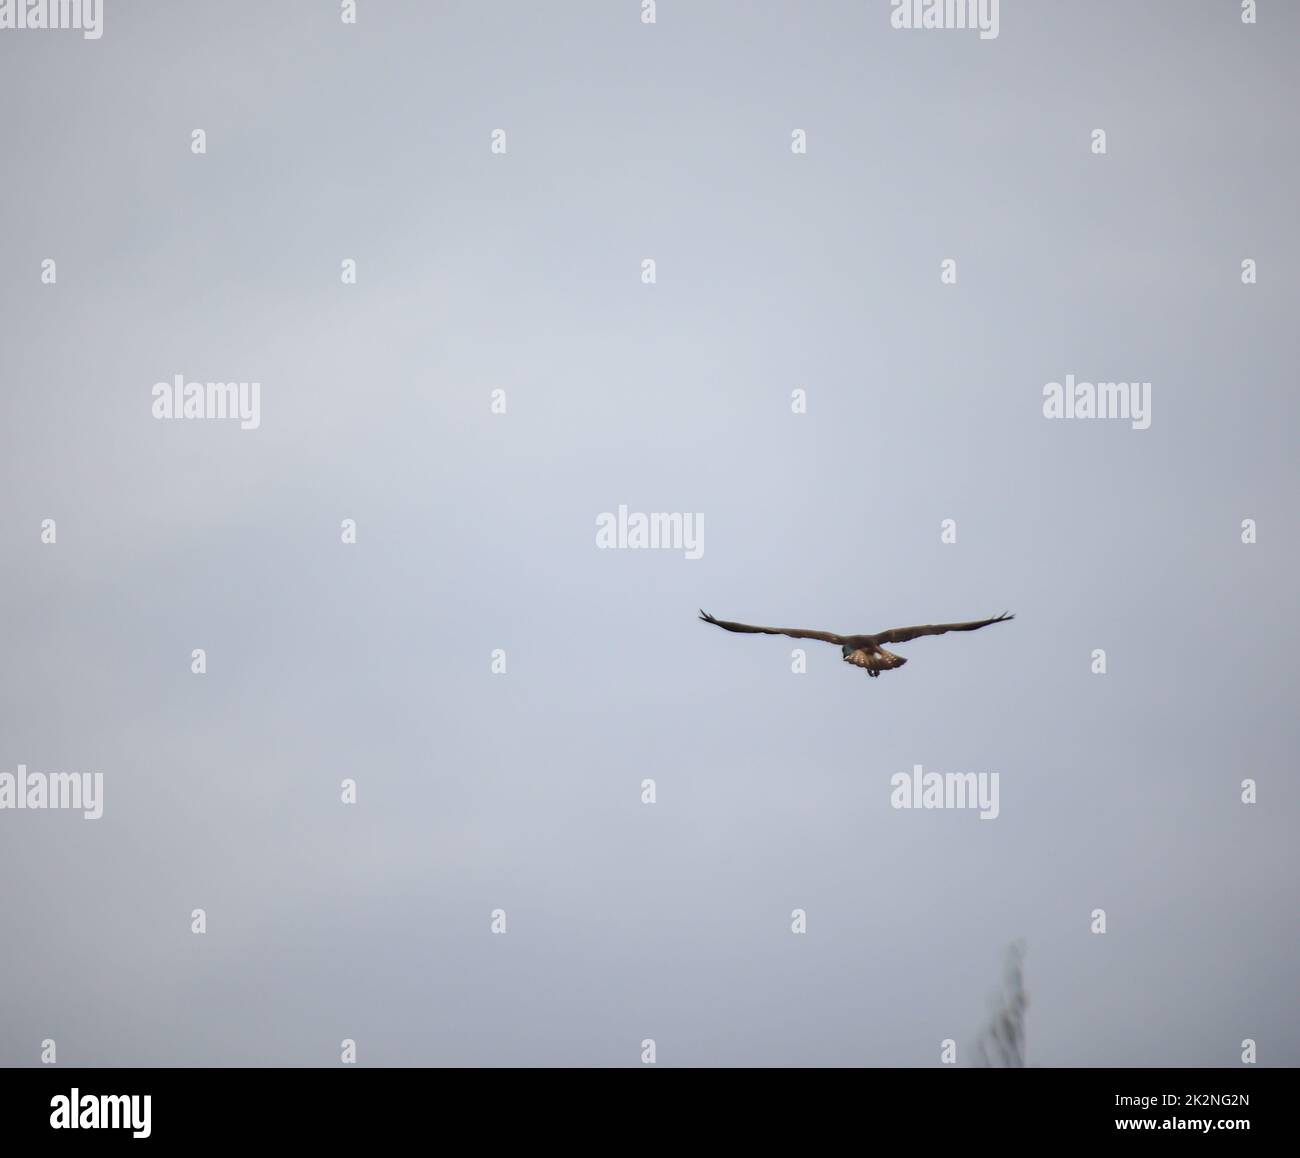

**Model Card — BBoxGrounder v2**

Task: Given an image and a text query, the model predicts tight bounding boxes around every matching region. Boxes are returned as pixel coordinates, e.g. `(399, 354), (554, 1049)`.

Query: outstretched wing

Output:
(699, 610), (843, 645)
(870, 612), (1013, 645)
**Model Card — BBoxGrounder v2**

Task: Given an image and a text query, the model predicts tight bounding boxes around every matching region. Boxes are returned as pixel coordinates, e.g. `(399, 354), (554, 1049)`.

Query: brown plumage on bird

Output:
(699, 609), (1014, 677)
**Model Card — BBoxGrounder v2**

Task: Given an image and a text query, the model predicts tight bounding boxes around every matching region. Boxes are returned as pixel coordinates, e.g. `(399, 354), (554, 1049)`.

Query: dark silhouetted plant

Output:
(975, 940), (1028, 1067)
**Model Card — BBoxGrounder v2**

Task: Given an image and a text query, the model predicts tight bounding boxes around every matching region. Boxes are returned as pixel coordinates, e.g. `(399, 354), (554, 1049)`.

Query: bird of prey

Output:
(698, 609), (1014, 677)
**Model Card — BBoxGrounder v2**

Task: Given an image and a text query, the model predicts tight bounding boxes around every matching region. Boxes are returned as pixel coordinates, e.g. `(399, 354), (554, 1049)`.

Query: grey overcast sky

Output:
(1, 0), (1297, 1066)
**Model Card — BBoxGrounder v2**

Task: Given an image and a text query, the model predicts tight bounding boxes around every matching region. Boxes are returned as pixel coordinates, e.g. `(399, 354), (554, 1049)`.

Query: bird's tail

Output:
(876, 649), (907, 670)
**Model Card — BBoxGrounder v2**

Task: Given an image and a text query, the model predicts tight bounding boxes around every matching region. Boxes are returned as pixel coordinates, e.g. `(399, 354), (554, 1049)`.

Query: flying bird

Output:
(698, 609), (1014, 677)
